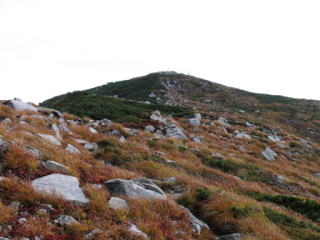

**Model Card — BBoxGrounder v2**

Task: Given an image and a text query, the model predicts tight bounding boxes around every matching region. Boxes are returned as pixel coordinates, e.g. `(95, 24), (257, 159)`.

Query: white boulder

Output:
(32, 174), (89, 205)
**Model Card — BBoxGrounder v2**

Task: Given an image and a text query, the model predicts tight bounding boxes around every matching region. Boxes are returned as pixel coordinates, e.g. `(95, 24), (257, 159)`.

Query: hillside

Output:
(41, 72), (320, 143)
(1, 96), (320, 239)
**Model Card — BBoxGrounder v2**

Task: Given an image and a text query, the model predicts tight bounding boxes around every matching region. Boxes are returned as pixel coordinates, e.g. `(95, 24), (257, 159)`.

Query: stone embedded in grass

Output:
(42, 161), (70, 174)
(217, 117), (230, 127)
(268, 135), (281, 142)
(37, 134), (61, 146)
(108, 197), (129, 211)
(84, 142), (98, 151)
(104, 178), (167, 200)
(49, 124), (62, 140)
(66, 144), (80, 154)
(165, 126), (186, 140)
(119, 136), (126, 143)
(128, 224), (149, 239)
(145, 125), (156, 133)
(54, 215), (79, 226)
(180, 205), (210, 233)
(32, 174), (89, 205)
(233, 130), (251, 140)
(188, 118), (201, 127)
(217, 233), (241, 240)
(262, 147), (277, 161)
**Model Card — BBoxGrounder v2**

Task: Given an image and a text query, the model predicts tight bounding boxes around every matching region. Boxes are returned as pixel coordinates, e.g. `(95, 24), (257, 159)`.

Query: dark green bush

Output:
(196, 187), (212, 201)
(248, 192), (320, 222)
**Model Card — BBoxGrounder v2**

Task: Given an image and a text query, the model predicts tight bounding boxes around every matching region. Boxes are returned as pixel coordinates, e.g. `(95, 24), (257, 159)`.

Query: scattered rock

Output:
(165, 126), (186, 140)
(42, 161), (70, 174)
(217, 233), (242, 240)
(119, 136), (126, 143)
(18, 218), (27, 224)
(85, 229), (102, 239)
(211, 152), (225, 160)
(89, 127), (98, 134)
(180, 206), (209, 233)
(148, 92), (157, 98)
(191, 136), (203, 143)
(217, 117), (230, 127)
(128, 224), (149, 239)
(32, 174), (89, 205)
(268, 135), (281, 142)
(233, 131), (251, 140)
(145, 125), (156, 133)
(314, 173), (320, 178)
(37, 134), (61, 146)
(66, 144), (80, 154)
(8, 201), (20, 211)
(105, 178), (166, 200)
(262, 147), (277, 161)
(25, 146), (42, 159)
(108, 197), (129, 211)
(162, 177), (177, 183)
(189, 118), (201, 127)
(83, 142), (98, 151)
(54, 215), (78, 225)
(150, 111), (165, 122)
(49, 124), (62, 140)
(1, 118), (12, 125)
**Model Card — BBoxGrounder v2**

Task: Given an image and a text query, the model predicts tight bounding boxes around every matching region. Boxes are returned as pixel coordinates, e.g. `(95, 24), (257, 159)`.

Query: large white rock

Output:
(7, 99), (38, 112)
(37, 134), (61, 146)
(104, 178), (166, 200)
(32, 174), (89, 205)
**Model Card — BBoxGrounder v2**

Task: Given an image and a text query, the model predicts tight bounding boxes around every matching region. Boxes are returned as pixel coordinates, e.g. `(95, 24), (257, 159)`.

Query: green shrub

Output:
(248, 192), (320, 222)
(264, 207), (320, 240)
(196, 187), (212, 201)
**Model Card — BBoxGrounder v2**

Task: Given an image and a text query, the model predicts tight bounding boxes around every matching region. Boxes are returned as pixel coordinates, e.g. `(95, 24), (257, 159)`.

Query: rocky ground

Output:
(1, 98), (320, 240)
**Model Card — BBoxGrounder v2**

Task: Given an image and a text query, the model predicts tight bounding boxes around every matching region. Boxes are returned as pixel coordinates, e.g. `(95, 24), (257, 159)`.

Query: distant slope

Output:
(41, 91), (193, 123)
(41, 71), (320, 141)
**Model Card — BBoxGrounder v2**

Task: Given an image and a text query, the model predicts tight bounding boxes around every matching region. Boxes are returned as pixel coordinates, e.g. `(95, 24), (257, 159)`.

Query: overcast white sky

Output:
(0, 0), (320, 103)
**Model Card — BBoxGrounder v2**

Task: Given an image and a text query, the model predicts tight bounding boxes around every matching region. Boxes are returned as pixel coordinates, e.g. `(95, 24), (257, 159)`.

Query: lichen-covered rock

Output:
(32, 174), (89, 205)
(104, 178), (166, 200)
